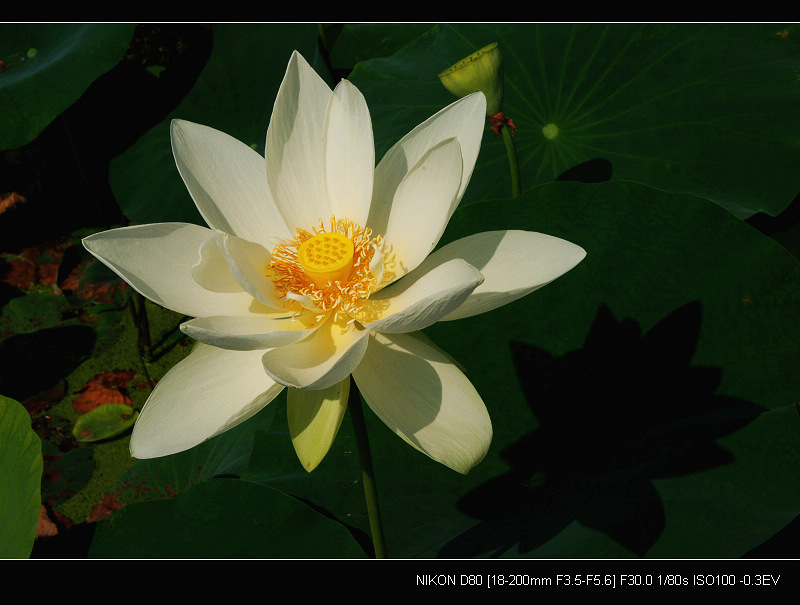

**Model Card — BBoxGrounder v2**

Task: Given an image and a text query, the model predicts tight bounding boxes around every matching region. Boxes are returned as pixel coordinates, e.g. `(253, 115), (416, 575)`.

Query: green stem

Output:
(127, 293), (153, 388)
(500, 123), (521, 197)
(348, 377), (387, 559)
(136, 294), (152, 359)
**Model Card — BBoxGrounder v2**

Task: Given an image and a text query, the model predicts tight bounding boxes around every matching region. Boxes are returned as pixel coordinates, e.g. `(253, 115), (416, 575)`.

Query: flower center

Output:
(297, 231), (355, 288)
(269, 217), (382, 318)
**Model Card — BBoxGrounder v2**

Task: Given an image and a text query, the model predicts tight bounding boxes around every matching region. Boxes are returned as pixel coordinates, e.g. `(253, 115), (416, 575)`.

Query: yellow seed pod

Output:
(298, 231), (355, 288)
(438, 42), (504, 116)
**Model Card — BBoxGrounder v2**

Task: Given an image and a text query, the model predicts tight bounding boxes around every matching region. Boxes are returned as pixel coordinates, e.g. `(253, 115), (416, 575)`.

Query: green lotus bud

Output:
(438, 42), (504, 116)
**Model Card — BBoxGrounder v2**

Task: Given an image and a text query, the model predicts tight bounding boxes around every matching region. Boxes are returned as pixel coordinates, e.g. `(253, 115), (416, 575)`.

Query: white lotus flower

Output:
(83, 51), (585, 474)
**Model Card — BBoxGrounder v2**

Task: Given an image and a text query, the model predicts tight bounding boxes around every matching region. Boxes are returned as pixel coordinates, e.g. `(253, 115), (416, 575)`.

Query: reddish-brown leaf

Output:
(0, 254), (36, 289)
(0, 191), (26, 215)
(88, 492), (124, 523)
(23, 381), (67, 416)
(73, 370), (137, 414)
(36, 505), (59, 539)
(60, 255), (127, 304)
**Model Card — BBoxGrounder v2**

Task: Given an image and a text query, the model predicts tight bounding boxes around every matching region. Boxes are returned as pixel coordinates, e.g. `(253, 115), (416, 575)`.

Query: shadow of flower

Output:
(439, 301), (765, 557)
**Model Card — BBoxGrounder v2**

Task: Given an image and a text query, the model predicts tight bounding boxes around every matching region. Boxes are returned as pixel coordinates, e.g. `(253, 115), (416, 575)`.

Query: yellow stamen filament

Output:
(269, 217), (382, 319)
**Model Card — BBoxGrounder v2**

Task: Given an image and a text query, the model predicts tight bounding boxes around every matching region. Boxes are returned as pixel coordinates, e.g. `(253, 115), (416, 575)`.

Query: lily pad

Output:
(89, 478), (367, 558)
(103, 401), (278, 506)
(326, 22), (433, 69)
(240, 181), (800, 558)
(72, 403), (138, 442)
(421, 180), (800, 557)
(0, 395), (42, 558)
(349, 23), (800, 218)
(0, 23), (135, 150)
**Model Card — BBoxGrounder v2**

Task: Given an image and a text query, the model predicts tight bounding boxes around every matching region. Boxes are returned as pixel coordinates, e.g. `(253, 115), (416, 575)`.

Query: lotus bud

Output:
(438, 42), (504, 117)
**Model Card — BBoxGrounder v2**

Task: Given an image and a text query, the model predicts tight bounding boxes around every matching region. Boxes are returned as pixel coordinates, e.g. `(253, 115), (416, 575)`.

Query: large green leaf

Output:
(422, 180), (800, 557)
(109, 23), (319, 225)
(325, 22), (433, 69)
(349, 23), (800, 218)
(0, 395), (43, 558)
(240, 181), (800, 558)
(0, 23), (135, 150)
(89, 478), (366, 558)
(105, 399), (278, 506)
(72, 403), (138, 442)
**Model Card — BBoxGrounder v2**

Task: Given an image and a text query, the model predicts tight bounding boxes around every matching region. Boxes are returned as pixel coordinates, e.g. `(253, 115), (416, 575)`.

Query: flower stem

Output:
(135, 293), (152, 360)
(348, 377), (387, 559)
(127, 292), (153, 388)
(500, 123), (521, 197)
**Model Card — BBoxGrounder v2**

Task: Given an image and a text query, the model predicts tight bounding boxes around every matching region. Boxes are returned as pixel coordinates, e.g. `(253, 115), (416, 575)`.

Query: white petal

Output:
(380, 138), (463, 280)
(284, 291), (323, 312)
(368, 92), (486, 237)
(191, 236), (242, 293)
(369, 244), (384, 287)
(324, 78), (374, 227)
(363, 258), (483, 333)
(83, 223), (261, 318)
(170, 119), (291, 245)
(130, 342), (285, 458)
(288, 376), (350, 472)
(352, 331), (492, 474)
(181, 312), (324, 351)
(216, 231), (283, 310)
(266, 51), (332, 230)
(261, 314), (369, 390)
(417, 230), (587, 321)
